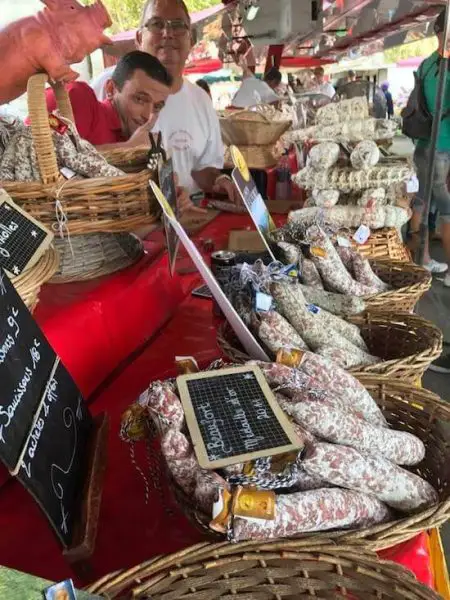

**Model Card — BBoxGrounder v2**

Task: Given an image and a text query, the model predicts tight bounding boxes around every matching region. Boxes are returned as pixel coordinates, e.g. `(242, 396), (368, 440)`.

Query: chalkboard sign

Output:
(0, 189), (53, 276)
(177, 366), (301, 469)
(0, 268), (95, 548)
(158, 158), (179, 276)
(0, 269), (54, 470)
(16, 359), (93, 547)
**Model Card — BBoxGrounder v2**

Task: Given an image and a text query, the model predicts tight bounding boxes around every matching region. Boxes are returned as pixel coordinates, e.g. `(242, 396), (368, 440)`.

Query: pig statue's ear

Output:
(41, 0), (59, 9)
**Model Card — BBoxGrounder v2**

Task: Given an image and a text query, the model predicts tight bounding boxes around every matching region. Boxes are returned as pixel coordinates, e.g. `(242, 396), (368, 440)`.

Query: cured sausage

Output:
(232, 488), (392, 541)
(302, 442), (438, 512)
(283, 398), (425, 466)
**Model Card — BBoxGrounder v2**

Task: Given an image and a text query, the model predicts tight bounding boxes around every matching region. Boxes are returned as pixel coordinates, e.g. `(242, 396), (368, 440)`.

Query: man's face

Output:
(111, 69), (170, 137)
(138, 0), (192, 79)
(314, 69), (324, 84)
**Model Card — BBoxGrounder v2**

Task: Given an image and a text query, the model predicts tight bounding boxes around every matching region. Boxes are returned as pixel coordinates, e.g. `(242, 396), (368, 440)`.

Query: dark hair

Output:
(348, 70), (355, 77)
(112, 51), (173, 90)
(434, 8), (447, 34)
(264, 67), (282, 85)
(196, 79), (211, 96)
(140, 0), (191, 27)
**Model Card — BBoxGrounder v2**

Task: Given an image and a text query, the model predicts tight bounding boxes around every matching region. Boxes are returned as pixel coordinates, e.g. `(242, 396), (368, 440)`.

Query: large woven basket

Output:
(162, 376), (450, 552)
(1, 74), (159, 235)
(100, 145), (149, 174)
(220, 110), (291, 147)
(217, 310), (442, 382)
(365, 260), (432, 312)
(87, 541), (442, 599)
(347, 228), (411, 262)
(10, 246), (59, 312)
(50, 232), (144, 283)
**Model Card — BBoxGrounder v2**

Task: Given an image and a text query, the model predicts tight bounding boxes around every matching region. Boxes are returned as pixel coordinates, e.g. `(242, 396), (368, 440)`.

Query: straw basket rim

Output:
(163, 375), (450, 553)
(86, 538), (442, 599)
(364, 259), (432, 311)
(217, 310), (443, 382)
(10, 246), (59, 311)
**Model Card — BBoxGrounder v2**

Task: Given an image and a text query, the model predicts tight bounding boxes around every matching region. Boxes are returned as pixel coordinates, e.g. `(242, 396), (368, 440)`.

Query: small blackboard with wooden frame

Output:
(0, 189), (53, 277)
(0, 268), (105, 555)
(177, 365), (301, 469)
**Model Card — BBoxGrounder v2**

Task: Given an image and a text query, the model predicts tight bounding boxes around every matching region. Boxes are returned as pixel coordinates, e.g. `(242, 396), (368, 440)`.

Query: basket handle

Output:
(27, 73), (75, 185)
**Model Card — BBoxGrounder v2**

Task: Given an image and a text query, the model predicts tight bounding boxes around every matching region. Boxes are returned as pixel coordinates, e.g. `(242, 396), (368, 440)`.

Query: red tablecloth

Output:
(0, 212), (437, 591)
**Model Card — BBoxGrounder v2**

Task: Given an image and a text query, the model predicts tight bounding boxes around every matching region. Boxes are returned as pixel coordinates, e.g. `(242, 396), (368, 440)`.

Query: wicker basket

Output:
(160, 376), (450, 552)
(365, 260), (432, 312)
(348, 228), (411, 262)
(217, 310), (442, 382)
(50, 232), (144, 283)
(10, 246), (59, 312)
(1, 74), (159, 235)
(87, 541), (442, 599)
(220, 110), (291, 147)
(100, 145), (149, 173)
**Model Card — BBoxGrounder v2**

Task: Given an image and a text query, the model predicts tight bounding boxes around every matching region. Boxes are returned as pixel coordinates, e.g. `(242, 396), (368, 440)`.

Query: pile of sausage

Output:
(125, 356), (437, 543)
(237, 227), (395, 369)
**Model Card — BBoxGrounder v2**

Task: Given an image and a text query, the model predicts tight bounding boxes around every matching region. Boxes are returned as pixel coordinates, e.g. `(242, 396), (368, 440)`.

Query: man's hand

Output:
(213, 174), (241, 205)
(126, 120), (156, 147)
(173, 173), (207, 217)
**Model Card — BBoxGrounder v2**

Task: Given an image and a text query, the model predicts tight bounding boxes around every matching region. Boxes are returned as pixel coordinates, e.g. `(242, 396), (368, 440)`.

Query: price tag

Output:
(353, 225), (371, 245)
(406, 175), (419, 193)
(306, 303), (321, 315)
(336, 235), (351, 247)
(60, 167), (76, 180)
(255, 292), (273, 312)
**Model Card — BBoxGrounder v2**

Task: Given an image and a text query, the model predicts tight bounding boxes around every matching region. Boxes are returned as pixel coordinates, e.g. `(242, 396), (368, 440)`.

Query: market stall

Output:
(0, 0), (449, 599)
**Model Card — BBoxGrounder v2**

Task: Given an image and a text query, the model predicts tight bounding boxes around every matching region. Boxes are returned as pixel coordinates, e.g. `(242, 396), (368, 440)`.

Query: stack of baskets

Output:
(220, 110), (291, 170)
(0, 74), (160, 283)
(87, 540), (442, 599)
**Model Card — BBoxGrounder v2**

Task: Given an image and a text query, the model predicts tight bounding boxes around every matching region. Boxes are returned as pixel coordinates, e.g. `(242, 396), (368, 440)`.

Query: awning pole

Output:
(416, 1), (450, 265)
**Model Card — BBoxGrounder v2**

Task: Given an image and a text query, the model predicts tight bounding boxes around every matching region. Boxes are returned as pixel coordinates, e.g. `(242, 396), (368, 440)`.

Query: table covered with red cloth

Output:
(0, 211), (438, 593)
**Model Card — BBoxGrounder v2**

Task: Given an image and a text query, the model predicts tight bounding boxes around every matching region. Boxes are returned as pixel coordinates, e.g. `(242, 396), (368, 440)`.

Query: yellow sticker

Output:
(149, 180), (176, 219)
(230, 145), (250, 182)
(310, 246), (327, 258)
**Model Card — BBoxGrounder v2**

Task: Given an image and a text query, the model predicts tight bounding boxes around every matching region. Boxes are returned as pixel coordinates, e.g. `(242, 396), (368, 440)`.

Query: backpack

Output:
(401, 58), (450, 139)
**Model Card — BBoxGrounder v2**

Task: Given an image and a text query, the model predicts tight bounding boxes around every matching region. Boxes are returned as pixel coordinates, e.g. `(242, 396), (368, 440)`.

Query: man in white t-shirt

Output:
(92, 0), (238, 202)
(231, 67), (281, 108)
(311, 66), (335, 99)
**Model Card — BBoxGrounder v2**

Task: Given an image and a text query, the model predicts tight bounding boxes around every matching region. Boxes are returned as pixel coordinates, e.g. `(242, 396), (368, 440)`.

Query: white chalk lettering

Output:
(0, 333), (15, 364)
(27, 417), (45, 459)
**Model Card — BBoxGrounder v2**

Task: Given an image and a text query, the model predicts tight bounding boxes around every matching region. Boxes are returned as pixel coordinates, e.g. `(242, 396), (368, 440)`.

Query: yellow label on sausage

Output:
(310, 246), (327, 258)
(276, 348), (305, 368)
(232, 486), (276, 520)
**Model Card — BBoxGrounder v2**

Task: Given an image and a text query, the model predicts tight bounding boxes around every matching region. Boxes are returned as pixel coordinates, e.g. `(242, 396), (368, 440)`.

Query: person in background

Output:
(45, 51), (201, 217)
(311, 66), (335, 98)
(92, 0), (239, 203)
(409, 7), (450, 372)
(196, 79), (211, 99)
(231, 55), (281, 108)
(381, 82), (394, 119)
(347, 69), (357, 83)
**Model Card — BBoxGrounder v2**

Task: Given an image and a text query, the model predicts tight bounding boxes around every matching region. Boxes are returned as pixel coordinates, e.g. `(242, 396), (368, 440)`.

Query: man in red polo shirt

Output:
(45, 50), (204, 217)
(45, 50), (172, 148)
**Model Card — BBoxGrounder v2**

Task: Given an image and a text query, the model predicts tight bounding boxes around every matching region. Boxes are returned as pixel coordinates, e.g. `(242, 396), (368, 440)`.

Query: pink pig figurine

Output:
(0, 0), (113, 105)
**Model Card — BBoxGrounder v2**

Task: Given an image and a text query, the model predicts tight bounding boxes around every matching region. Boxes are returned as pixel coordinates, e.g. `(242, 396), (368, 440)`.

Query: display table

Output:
(0, 210), (446, 597)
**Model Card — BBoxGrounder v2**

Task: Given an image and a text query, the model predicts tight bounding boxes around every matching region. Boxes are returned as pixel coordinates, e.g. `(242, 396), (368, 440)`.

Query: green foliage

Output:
(100, 0), (222, 34)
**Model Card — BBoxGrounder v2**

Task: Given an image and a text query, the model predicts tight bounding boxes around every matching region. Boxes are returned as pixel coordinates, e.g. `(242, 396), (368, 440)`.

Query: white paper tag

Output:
(60, 167), (76, 179)
(353, 225), (371, 245)
(336, 235), (351, 247)
(406, 175), (419, 194)
(255, 292), (273, 312)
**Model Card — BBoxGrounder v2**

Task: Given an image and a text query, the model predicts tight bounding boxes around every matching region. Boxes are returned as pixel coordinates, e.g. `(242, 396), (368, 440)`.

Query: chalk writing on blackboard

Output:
(177, 366), (301, 469)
